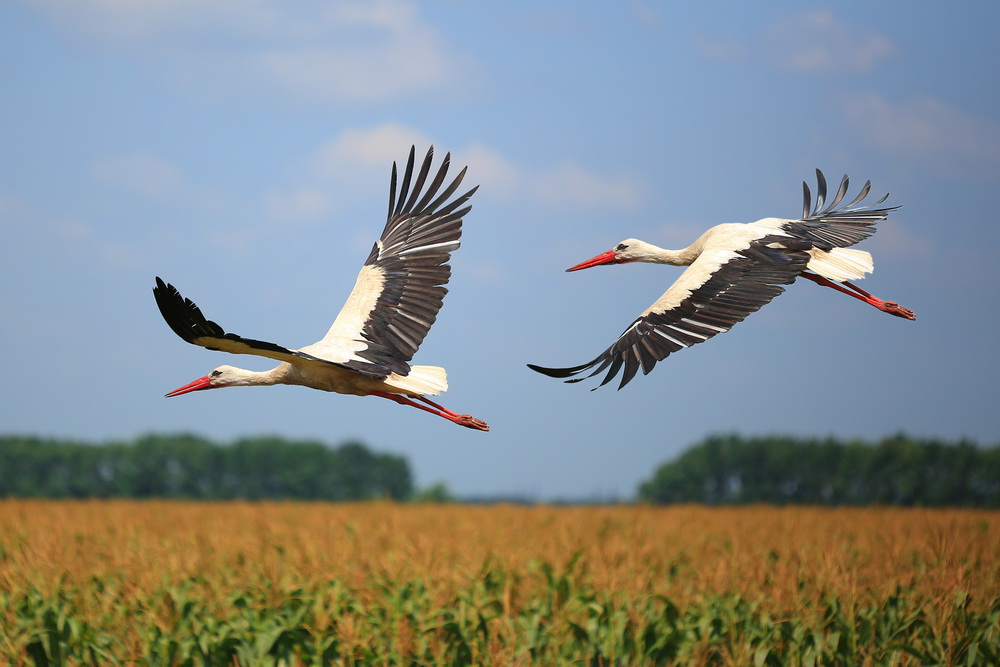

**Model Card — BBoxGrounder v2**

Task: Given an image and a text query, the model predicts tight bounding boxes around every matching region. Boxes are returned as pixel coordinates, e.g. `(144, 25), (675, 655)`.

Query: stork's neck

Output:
(227, 364), (294, 387)
(631, 240), (701, 266)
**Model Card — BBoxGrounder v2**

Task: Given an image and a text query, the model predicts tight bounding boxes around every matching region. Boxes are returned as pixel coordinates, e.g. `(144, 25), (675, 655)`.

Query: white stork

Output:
(154, 146), (489, 431)
(528, 170), (915, 390)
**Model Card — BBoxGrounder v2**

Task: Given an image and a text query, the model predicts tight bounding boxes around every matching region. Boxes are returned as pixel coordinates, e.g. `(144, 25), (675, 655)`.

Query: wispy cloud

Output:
(26, 0), (463, 104)
(237, 3), (454, 103)
(314, 124), (436, 179)
(698, 10), (894, 72)
(530, 163), (641, 210)
(845, 94), (1000, 176)
(311, 125), (643, 212)
(0, 191), (145, 270)
(83, 125), (645, 260)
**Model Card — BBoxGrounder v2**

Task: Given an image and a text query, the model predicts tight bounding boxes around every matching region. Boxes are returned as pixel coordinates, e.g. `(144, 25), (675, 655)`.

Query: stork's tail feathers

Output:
(385, 365), (449, 396)
(806, 247), (874, 282)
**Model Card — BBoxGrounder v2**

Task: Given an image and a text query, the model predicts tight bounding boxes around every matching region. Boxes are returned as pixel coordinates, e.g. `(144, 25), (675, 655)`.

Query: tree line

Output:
(4, 432), (997, 506)
(638, 433), (1000, 507)
(0, 434), (412, 501)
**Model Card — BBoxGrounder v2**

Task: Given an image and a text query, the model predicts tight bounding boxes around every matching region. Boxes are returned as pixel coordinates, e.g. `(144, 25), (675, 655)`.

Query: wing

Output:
(784, 169), (898, 249)
(153, 277), (387, 377)
(311, 145), (478, 377)
(527, 236), (811, 390)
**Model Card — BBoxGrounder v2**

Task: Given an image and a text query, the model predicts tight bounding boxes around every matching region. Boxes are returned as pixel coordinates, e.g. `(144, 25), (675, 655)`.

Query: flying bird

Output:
(528, 170), (915, 390)
(154, 146), (488, 431)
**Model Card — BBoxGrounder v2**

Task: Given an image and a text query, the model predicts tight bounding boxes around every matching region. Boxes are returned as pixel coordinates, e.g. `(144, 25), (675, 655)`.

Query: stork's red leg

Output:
(371, 391), (489, 431)
(799, 272), (915, 320)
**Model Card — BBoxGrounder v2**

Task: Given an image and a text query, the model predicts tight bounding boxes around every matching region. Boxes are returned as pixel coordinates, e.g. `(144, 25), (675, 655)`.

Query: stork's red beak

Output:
(566, 249), (618, 272)
(165, 375), (213, 398)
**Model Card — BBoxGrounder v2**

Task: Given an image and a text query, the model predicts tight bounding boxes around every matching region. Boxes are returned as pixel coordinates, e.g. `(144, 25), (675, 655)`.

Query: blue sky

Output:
(2, 1), (998, 500)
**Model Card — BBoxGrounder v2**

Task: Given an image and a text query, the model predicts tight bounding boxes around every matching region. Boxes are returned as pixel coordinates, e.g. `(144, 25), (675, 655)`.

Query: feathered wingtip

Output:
(526, 362), (582, 379)
(527, 353), (629, 391)
(801, 169), (893, 221)
(387, 145), (478, 222)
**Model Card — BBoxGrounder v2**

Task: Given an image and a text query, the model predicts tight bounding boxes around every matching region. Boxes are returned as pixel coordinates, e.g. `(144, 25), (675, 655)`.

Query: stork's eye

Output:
(615, 243), (628, 251)
(211, 370), (222, 378)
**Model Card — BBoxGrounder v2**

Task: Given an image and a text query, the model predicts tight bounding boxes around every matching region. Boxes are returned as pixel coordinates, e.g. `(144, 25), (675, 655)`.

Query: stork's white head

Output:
(164, 365), (248, 397)
(566, 238), (655, 271)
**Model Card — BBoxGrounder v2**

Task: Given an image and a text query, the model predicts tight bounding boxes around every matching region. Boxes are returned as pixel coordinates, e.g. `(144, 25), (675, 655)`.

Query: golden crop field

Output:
(1, 500), (998, 664)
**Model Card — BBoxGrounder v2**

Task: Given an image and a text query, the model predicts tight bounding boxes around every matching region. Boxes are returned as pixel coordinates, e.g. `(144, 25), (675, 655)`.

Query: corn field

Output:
(1, 500), (998, 665)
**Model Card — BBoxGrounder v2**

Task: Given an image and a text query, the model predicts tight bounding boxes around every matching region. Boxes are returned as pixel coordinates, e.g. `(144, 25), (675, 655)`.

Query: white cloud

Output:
(311, 125), (642, 212)
(243, 3), (452, 103)
(0, 191), (145, 269)
(26, 0), (461, 104)
(28, 0), (396, 45)
(845, 94), (1000, 174)
(314, 124), (436, 179)
(699, 10), (894, 73)
(454, 143), (520, 194)
(447, 142), (641, 211)
(26, 0), (213, 44)
(531, 163), (641, 210)
(241, 10), (451, 103)
(472, 149), (641, 211)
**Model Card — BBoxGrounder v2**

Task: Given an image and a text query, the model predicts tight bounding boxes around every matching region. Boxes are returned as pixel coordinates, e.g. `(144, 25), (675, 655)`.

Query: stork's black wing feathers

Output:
(527, 236), (811, 390)
(788, 169), (897, 250)
(351, 146), (478, 375)
(153, 277), (388, 377)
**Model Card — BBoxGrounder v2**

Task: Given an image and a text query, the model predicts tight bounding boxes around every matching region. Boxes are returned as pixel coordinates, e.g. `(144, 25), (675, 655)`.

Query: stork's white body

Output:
(195, 360), (448, 398)
(629, 220), (876, 320)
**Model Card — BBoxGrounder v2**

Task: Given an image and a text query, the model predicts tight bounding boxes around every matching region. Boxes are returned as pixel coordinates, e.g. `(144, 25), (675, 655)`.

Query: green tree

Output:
(0, 434), (413, 501)
(639, 434), (1000, 507)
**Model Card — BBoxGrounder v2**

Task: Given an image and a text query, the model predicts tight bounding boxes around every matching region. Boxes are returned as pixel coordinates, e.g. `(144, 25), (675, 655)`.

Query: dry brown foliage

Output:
(2, 500), (996, 615)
